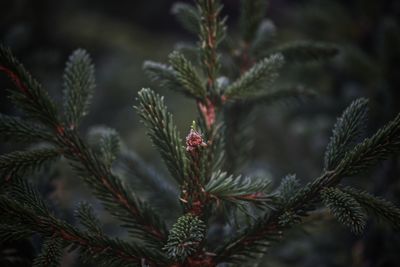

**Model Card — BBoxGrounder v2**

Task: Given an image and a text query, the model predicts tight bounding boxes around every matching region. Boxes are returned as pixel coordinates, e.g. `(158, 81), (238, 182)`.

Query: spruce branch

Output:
(136, 88), (187, 184)
(205, 171), (272, 207)
(324, 98), (369, 171)
(55, 129), (167, 247)
(239, 0), (268, 43)
(0, 114), (53, 142)
(0, 148), (60, 181)
(266, 41), (339, 64)
(75, 202), (103, 235)
(343, 187), (400, 230)
(63, 49), (95, 127)
(171, 2), (200, 34)
(0, 45), (58, 127)
(87, 126), (121, 167)
(169, 51), (206, 99)
(224, 54), (284, 99)
(336, 112), (400, 177)
(320, 187), (367, 234)
(164, 214), (206, 262)
(0, 196), (164, 266)
(197, 0), (226, 93)
(32, 237), (63, 267)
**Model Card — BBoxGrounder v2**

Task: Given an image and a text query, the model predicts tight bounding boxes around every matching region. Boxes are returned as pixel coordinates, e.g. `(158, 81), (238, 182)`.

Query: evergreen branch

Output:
(0, 224), (34, 242)
(277, 174), (301, 205)
(265, 41), (339, 64)
(205, 171), (272, 206)
(324, 98), (369, 171)
(224, 54), (284, 99)
(336, 112), (400, 177)
(115, 149), (180, 216)
(135, 88), (187, 184)
(63, 49), (95, 127)
(164, 214), (206, 262)
(239, 0), (268, 43)
(0, 148), (60, 181)
(143, 60), (199, 98)
(32, 237), (63, 267)
(0, 196), (164, 266)
(320, 187), (367, 234)
(343, 187), (400, 230)
(197, 0), (226, 92)
(87, 126), (121, 167)
(171, 2), (200, 34)
(0, 45), (58, 127)
(55, 129), (168, 247)
(75, 202), (103, 235)
(215, 110), (400, 263)
(0, 114), (53, 142)
(169, 51), (206, 99)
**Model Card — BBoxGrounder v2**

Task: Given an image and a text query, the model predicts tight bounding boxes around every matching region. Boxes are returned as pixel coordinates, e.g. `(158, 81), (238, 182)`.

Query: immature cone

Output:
(186, 129), (207, 151)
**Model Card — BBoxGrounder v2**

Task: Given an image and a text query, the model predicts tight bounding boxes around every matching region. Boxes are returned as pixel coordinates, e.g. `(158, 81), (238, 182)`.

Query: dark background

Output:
(1, 0), (400, 266)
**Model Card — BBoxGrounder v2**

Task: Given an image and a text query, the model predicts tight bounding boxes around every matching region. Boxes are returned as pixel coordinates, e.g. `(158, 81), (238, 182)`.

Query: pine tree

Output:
(1, 0), (400, 266)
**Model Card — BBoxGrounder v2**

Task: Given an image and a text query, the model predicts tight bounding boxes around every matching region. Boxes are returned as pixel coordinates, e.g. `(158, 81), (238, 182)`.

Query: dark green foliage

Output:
(168, 51), (206, 99)
(164, 214), (206, 261)
(32, 238), (63, 267)
(75, 202), (103, 235)
(205, 171), (272, 207)
(0, 149), (59, 181)
(343, 187), (400, 230)
(0, 45), (58, 127)
(87, 126), (121, 167)
(136, 88), (187, 184)
(1, 0), (400, 266)
(143, 61), (201, 99)
(324, 98), (369, 171)
(321, 187), (367, 234)
(63, 49), (95, 126)
(224, 54), (284, 99)
(0, 114), (53, 142)
(336, 112), (400, 176)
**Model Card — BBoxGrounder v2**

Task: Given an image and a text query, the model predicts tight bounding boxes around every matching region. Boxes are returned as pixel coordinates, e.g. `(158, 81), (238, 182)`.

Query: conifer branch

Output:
(343, 187), (400, 230)
(197, 0), (226, 93)
(0, 181), (166, 266)
(321, 187), (367, 234)
(0, 196), (164, 266)
(55, 129), (168, 246)
(164, 214), (206, 262)
(336, 112), (400, 177)
(0, 148), (60, 181)
(224, 54), (284, 99)
(136, 88), (187, 184)
(32, 237), (63, 267)
(63, 48), (95, 127)
(0, 114), (53, 142)
(169, 51), (206, 99)
(0, 45), (58, 127)
(205, 171), (272, 207)
(143, 60), (200, 98)
(75, 202), (103, 235)
(324, 98), (369, 171)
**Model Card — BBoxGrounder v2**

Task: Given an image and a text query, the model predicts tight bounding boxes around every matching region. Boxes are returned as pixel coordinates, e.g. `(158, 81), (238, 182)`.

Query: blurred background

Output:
(1, 0), (400, 266)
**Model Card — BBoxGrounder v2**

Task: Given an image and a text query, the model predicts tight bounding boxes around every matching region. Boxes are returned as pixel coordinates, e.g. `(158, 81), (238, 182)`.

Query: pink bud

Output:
(186, 129), (207, 151)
